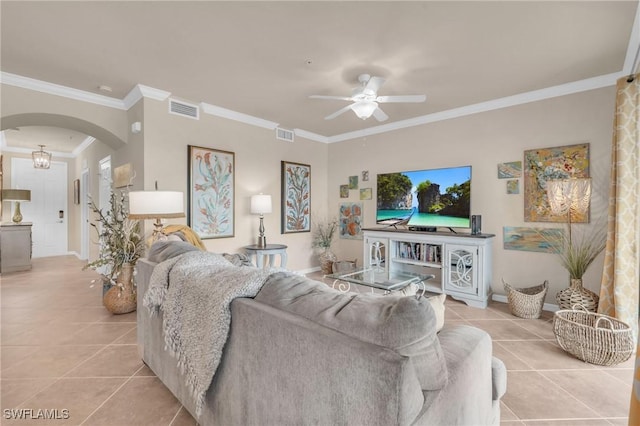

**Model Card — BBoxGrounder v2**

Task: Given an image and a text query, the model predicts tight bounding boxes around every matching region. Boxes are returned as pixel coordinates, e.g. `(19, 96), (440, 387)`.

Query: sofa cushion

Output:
(255, 272), (448, 390)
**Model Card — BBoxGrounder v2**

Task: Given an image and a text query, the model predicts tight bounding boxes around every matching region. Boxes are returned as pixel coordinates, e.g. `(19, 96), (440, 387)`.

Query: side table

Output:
(243, 244), (288, 268)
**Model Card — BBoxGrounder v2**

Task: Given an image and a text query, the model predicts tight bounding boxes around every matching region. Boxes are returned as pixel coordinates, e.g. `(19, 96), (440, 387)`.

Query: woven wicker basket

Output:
(503, 279), (548, 319)
(553, 304), (634, 366)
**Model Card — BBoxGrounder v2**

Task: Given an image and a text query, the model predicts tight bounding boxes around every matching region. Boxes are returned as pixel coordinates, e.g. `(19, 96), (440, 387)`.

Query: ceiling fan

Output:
(310, 74), (426, 122)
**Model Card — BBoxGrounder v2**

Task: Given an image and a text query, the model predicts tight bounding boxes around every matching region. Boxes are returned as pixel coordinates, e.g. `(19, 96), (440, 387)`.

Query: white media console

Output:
(363, 228), (495, 308)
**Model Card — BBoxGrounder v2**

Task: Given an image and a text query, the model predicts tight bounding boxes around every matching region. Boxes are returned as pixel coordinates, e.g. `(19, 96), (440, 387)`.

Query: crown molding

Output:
(72, 136), (97, 156)
(123, 84), (172, 109)
(327, 72), (622, 143)
(1, 72), (127, 110)
(0, 68), (627, 144)
(0, 144), (74, 158)
(199, 102), (279, 130)
(293, 128), (329, 143)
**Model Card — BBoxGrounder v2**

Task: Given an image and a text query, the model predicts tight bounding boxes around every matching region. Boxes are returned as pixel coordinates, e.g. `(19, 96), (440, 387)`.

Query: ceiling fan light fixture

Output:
(352, 101), (378, 120)
(32, 144), (51, 169)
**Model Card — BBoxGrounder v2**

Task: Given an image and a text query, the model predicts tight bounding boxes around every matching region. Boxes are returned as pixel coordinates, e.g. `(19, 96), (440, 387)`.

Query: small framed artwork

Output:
(340, 184), (349, 198)
(339, 202), (363, 239)
(73, 179), (80, 205)
(360, 188), (372, 200)
(506, 179), (519, 194)
(188, 145), (235, 239)
(348, 175), (358, 190)
(362, 170), (369, 182)
(497, 161), (522, 179)
(281, 161), (311, 233)
(114, 163), (133, 188)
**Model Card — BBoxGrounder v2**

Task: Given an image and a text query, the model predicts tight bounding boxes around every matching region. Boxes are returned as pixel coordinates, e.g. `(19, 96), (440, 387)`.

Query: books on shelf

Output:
(395, 241), (441, 264)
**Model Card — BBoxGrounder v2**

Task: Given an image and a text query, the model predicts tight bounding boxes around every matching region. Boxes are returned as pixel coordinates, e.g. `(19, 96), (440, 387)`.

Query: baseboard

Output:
(298, 266), (321, 275)
(491, 294), (559, 313)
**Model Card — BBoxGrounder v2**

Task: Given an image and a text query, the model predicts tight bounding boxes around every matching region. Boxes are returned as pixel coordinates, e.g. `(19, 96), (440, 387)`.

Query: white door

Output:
(11, 158), (68, 258)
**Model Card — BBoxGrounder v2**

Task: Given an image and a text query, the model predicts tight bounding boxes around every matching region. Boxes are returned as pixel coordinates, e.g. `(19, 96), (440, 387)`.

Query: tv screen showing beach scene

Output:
(376, 166), (471, 229)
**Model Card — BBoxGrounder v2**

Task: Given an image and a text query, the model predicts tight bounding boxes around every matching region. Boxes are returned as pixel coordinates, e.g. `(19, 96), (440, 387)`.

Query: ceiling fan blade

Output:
(324, 104), (353, 120)
(363, 76), (386, 94)
(373, 107), (389, 122)
(376, 95), (426, 103)
(310, 95), (353, 101)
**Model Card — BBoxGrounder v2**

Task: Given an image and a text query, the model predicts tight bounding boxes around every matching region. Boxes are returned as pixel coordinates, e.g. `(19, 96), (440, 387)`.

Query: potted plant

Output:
(312, 217), (338, 275)
(546, 222), (606, 311)
(84, 190), (145, 314)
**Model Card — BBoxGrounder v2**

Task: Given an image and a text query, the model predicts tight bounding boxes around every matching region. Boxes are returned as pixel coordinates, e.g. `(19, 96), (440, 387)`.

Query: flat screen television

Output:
(376, 165), (472, 230)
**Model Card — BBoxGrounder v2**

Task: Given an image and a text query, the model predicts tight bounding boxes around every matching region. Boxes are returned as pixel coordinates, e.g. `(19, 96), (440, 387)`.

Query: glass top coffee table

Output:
(326, 268), (435, 296)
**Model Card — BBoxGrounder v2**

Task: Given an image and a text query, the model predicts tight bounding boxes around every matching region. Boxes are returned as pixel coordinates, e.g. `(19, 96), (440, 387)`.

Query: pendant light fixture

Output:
(32, 144), (51, 169)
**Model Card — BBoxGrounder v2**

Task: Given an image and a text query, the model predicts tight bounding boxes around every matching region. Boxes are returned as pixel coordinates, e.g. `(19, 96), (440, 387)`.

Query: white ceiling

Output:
(1, 1), (638, 151)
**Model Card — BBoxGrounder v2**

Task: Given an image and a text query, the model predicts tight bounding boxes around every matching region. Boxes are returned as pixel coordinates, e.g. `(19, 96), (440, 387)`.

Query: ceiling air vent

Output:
(169, 99), (199, 120)
(276, 127), (294, 142)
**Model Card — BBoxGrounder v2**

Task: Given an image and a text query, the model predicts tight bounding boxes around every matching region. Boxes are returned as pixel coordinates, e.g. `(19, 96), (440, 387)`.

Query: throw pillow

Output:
(427, 293), (446, 332)
(399, 285), (446, 332)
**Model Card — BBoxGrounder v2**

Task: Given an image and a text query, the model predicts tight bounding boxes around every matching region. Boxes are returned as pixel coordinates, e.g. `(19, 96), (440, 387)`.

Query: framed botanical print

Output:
(187, 145), (235, 239)
(281, 161), (311, 233)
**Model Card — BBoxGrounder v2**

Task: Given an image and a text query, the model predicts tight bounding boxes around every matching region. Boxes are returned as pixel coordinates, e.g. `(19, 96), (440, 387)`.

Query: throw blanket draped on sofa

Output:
(143, 251), (274, 416)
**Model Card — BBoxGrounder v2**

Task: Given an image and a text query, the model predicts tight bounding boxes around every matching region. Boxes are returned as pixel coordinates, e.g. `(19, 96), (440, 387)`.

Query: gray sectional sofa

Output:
(137, 254), (506, 426)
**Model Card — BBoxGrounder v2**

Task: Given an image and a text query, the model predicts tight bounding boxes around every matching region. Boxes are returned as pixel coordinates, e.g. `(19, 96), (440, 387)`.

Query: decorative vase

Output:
(103, 263), (137, 314)
(556, 277), (599, 312)
(318, 249), (337, 275)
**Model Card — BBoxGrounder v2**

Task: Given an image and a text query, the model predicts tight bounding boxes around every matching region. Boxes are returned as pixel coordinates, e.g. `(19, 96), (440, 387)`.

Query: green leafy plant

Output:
(83, 190), (145, 287)
(312, 217), (338, 250)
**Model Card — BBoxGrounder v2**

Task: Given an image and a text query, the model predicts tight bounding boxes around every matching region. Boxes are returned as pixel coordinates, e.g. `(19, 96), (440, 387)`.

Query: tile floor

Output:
(1, 256), (634, 425)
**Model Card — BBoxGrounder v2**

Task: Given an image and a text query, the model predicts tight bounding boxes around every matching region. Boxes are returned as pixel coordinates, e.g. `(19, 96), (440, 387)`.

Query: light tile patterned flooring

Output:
(1, 256), (633, 425)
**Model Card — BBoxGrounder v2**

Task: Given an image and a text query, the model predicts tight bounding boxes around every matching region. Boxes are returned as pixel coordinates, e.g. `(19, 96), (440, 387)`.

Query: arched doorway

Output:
(1, 113), (127, 260)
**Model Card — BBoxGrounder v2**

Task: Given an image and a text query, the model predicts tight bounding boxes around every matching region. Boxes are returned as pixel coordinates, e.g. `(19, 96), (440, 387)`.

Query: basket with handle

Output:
(502, 279), (548, 319)
(553, 304), (634, 366)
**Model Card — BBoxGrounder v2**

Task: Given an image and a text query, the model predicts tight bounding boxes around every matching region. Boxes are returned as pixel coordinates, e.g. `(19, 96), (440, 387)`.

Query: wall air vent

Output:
(169, 99), (199, 120)
(276, 127), (294, 142)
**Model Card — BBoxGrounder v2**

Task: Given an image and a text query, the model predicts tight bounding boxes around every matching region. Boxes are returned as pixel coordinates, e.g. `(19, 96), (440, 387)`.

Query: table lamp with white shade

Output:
(128, 191), (185, 241)
(1, 189), (31, 224)
(251, 194), (272, 248)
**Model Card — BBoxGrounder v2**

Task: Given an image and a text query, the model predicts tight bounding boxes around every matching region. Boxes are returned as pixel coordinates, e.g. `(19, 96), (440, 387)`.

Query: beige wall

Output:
(141, 98), (329, 271)
(1, 81), (617, 300)
(326, 87), (615, 303)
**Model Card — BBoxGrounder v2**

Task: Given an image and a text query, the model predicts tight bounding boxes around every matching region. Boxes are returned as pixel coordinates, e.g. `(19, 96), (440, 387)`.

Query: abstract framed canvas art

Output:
(187, 145), (235, 239)
(503, 226), (564, 253)
(281, 161), (311, 233)
(524, 143), (589, 222)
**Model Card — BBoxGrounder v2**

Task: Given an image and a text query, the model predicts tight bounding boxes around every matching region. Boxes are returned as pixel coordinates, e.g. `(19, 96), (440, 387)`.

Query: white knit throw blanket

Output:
(143, 251), (273, 417)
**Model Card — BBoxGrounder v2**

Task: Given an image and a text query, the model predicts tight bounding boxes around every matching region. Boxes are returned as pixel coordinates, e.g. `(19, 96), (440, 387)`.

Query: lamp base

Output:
(12, 202), (23, 224)
(257, 236), (267, 248)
